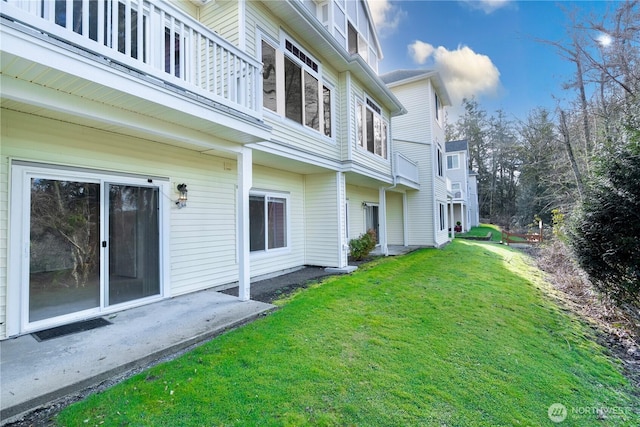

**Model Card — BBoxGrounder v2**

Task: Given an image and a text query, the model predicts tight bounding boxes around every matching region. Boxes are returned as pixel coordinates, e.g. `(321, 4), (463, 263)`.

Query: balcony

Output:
(446, 179), (465, 201)
(395, 153), (419, 189)
(1, 0), (268, 145)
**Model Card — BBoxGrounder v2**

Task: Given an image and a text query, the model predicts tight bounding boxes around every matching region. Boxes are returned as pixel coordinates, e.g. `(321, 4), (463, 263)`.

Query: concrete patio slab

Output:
(0, 289), (274, 424)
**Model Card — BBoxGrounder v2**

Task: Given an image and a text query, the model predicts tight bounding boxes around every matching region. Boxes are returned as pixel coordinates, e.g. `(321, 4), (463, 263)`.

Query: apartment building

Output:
(0, 0), (456, 339)
(445, 140), (480, 232)
(380, 69), (452, 247)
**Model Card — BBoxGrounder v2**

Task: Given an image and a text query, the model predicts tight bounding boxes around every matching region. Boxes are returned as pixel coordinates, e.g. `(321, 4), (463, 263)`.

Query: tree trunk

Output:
(559, 110), (585, 199)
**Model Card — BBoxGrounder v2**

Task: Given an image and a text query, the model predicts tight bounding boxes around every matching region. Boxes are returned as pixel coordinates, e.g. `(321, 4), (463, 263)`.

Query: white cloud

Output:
(367, 0), (406, 34)
(408, 40), (436, 64)
(407, 41), (502, 106)
(463, 0), (511, 14)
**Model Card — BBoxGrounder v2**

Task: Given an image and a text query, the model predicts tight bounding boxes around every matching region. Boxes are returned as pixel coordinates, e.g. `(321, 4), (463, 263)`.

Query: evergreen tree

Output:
(569, 125), (640, 307)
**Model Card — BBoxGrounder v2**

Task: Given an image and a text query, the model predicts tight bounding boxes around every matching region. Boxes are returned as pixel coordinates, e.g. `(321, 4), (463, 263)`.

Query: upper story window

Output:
(447, 154), (460, 170)
(348, 23), (358, 55)
(261, 38), (332, 138)
(357, 98), (388, 159)
(312, 0), (379, 72)
(435, 92), (441, 122)
(437, 148), (444, 177)
(451, 182), (462, 198)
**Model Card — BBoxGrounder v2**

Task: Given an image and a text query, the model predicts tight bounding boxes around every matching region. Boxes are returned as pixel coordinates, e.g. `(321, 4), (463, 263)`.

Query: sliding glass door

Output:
(21, 167), (164, 329)
(107, 184), (160, 305)
(29, 179), (101, 322)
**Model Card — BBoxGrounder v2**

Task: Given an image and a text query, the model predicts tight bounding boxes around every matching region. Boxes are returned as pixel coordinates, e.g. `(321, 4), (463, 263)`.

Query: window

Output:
(435, 92), (440, 121)
(250, 194), (288, 252)
(284, 57), (303, 123)
(437, 149), (444, 177)
(439, 203), (446, 231)
(261, 38), (332, 137)
(323, 85), (332, 137)
(305, 72), (319, 130)
(357, 98), (387, 158)
(348, 23), (358, 54)
(262, 41), (277, 112)
(447, 154), (460, 170)
(451, 182), (462, 198)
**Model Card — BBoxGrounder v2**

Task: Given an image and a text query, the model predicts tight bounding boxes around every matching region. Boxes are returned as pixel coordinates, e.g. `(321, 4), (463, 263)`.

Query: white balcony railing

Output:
(446, 178), (465, 200)
(2, 0), (262, 117)
(395, 153), (419, 185)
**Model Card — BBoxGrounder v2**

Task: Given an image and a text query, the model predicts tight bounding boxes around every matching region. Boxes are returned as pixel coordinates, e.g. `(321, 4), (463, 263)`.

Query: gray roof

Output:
(379, 69), (436, 84)
(446, 140), (468, 153)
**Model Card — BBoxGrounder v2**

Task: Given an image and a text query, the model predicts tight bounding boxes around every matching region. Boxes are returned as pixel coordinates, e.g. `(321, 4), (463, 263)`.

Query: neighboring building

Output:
(445, 140), (480, 232)
(380, 69), (452, 248)
(0, 0), (411, 339)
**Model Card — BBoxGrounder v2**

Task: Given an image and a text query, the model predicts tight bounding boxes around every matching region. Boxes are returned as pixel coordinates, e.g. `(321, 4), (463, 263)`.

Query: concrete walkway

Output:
(0, 290), (274, 424)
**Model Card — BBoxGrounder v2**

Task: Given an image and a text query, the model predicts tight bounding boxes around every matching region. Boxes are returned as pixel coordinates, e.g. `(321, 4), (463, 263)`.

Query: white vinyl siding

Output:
(388, 79), (432, 143)
(346, 185), (379, 239)
(395, 140), (435, 246)
(0, 110), (244, 337)
(250, 165), (305, 278)
(386, 191), (404, 245)
(304, 173), (341, 267)
(200, 1), (241, 48)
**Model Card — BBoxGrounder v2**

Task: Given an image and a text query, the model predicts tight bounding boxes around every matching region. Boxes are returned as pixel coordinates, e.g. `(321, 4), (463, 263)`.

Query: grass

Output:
(456, 223), (503, 242)
(56, 240), (639, 426)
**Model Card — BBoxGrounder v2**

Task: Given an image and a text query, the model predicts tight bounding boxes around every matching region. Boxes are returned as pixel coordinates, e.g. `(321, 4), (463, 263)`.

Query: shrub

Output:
(349, 229), (377, 261)
(568, 129), (640, 309)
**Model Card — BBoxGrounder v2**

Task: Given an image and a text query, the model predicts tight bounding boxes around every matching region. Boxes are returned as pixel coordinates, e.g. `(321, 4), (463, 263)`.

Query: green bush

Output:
(569, 128), (640, 308)
(349, 229), (377, 261)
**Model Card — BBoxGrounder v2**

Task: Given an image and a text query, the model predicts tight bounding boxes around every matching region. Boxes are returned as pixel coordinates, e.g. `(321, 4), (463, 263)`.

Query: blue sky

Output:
(369, 0), (616, 122)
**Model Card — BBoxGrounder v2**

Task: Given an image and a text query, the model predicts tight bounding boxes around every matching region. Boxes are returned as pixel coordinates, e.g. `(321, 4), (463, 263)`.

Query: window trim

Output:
(8, 161), (170, 335)
(447, 154), (460, 170)
(437, 148), (444, 177)
(259, 34), (334, 139)
(249, 190), (291, 255)
(356, 96), (388, 159)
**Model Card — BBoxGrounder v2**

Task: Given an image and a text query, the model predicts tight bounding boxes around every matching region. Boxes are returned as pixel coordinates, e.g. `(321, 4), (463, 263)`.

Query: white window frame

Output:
(259, 33), (334, 139)
(437, 147), (444, 177)
(249, 190), (291, 255)
(447, 154), (460, 170)
(356, 97), (388, 159)
(8, 162), (170, 335)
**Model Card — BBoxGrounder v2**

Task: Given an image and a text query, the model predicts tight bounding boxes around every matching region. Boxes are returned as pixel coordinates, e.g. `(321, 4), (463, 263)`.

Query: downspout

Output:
(431, 142), (438, 247)
(381, 129), (399, 257)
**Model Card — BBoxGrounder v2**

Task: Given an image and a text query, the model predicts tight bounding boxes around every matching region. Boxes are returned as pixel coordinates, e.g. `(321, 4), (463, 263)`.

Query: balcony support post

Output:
(237, 147), (252, 302)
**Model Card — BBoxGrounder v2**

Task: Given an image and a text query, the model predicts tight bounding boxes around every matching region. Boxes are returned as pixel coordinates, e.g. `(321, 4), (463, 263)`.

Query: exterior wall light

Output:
(176, 183), (188, 208)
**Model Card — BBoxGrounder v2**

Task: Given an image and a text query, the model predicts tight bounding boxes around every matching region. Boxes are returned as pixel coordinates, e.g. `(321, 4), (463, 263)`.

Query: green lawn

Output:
(57, 241), (639, 426)
(456, 223), (503, 242)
